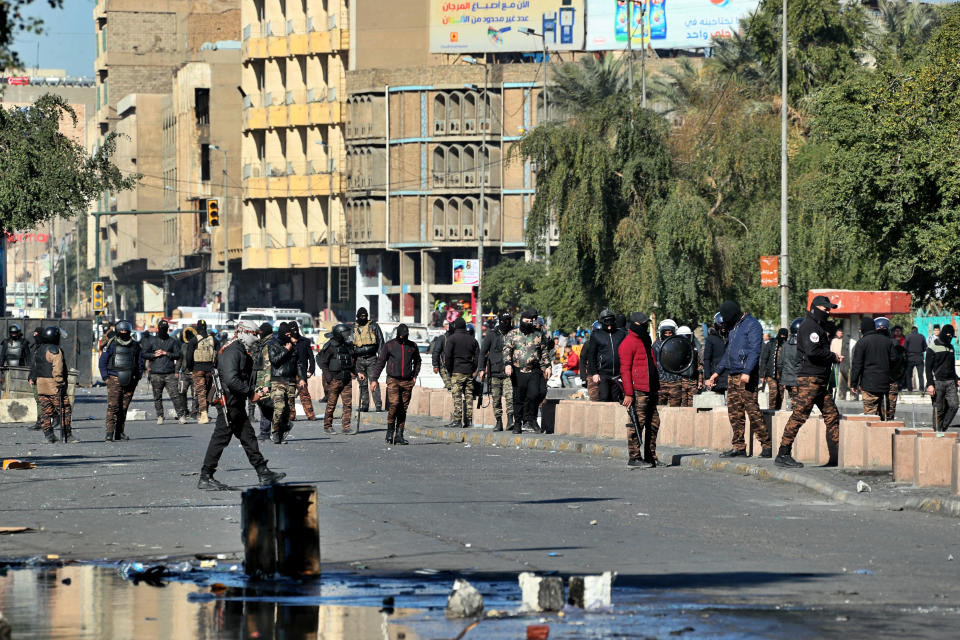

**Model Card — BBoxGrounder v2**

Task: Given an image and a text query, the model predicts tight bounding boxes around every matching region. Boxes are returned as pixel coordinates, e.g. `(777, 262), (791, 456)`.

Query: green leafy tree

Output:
(480, 258), (547, 318)
(546, 52), (627, 118)
(866, 0), (941, 64)
(0, 1), (64, 71)
(0, 94), (135, 233)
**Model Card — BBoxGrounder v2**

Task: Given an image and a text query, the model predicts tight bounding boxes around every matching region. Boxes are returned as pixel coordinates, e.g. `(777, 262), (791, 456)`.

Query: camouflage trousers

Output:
(450, 372), (475, 425)
(886, 382), (899, 421)
(680, 377), (698, 407)
(490, 376), (513, 423)
(270, 381), (298, 435)
(323, 377), (353, 432)
(587, 377), (599, 402)
(658, 380), (682, 407)
(356, 356), (383, 411)
(386, 377), (416, 430)
(766, 377), (784, 410)
(439, 368), (452, 392)
(780, 376), (841, 452)
(150, 373), (187, 419)
(105, 375), (135, 438)
(39, 393), (71, 437)
(192, 370), (213, 413)
(727, 375), (768, 450)
(783, 385), (798, 410)
(627, 390), (660, 463)
(298, 382), (316, 419)
(861, 389), (887, 420)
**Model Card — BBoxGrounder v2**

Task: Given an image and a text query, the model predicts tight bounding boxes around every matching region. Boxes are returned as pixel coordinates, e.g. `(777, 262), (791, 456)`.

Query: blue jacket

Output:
(98, 339), (145, 382)
(715, 313), (763, 378)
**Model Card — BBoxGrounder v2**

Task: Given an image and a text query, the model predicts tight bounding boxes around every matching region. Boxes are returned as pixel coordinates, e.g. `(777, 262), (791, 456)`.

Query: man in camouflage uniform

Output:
(318, 323), (356, 433)
(776, 296), (843, 468)
(267, 322), (299, 444)
(479, 312), (513, 431)
(98, 321), (144, 441)
(503, 308), (552, 434)
(186, 320), (218, 424)
(29, 326), (74, 443)
(353, 308), (384, 412)
(443, 317), (478, 428)
(430, 321), (453, 392)
(249, 323), (275, 441)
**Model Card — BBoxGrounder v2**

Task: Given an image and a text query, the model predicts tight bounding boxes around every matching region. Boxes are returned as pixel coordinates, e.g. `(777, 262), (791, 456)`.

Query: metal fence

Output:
(0, 318), (95, 386)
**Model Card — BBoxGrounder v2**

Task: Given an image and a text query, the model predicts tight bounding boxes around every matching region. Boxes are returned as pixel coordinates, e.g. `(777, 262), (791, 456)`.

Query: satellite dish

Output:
(659, 335), (695, 375)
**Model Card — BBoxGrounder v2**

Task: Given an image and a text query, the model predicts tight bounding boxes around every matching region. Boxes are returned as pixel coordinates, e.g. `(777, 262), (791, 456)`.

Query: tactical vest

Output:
(111, 341), (137, 386)
(194, 335), (215, 363)
(327, 342), (354, 374)
(33, 345), (56, 379)
(353, 324), (378, 357)
(5, 339), (24, 366)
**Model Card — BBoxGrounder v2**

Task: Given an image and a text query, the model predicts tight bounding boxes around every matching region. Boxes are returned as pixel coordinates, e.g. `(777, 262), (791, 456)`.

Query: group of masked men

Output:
(429, 309), (554, 436)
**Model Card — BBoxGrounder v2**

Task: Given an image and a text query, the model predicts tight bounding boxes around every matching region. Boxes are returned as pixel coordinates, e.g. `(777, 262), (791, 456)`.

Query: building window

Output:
(201, 144), (211, 182)
(195, 88), (210, 126)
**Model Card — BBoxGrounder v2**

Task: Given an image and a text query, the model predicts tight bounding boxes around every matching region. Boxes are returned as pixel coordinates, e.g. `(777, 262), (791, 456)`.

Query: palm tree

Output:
(647, 57), (701, 117)
(546, 53), (628, 118)
(866, 0), (940, 62)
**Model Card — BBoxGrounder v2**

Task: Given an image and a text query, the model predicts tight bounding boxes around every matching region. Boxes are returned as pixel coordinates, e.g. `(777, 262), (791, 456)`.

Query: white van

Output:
(237, 308), (316, 335)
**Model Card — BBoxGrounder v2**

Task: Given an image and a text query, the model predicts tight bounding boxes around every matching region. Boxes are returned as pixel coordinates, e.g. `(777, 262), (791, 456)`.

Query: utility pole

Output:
(627, 0), (634, 93)
(48, 222), (54, 317)
(640, 0), (647, 109)
(464, 57), (489, 346)
(780, 0), (789, 328)
(210, 145), (229, 320)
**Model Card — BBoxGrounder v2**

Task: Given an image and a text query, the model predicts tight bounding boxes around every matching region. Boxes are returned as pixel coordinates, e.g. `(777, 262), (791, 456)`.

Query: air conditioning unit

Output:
(328, 14), (337, 29)
(285, 91), (295, 105)
(448, 119), (461, 134)
(328, 87), (338, 102)
(287, 233), (296, 247)
(463, 172), (476, 187)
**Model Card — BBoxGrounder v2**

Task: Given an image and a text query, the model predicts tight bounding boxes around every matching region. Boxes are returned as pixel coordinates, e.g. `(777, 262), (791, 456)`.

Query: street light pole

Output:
(210, 145), (229, 320)
(640, 0), (647, 109)
(464, 57), (488, 346)
(627, 0), (633, 93)
(780, 0), (789, 328)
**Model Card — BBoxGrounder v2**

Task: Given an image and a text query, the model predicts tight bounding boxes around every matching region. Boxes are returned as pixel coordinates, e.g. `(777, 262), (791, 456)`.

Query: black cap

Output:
(811, 295), (838, 310)
(521, 308), (538, 320)
(860, 317), (875, 334)
(259, 322), (274, 335)
(630, 312), (649, 325)
(454, 317), (466, 330)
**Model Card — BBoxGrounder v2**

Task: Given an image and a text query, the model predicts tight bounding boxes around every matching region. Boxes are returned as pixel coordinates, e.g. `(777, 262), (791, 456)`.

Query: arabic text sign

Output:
(585, 0), (759, 50)
(760, 255), (778, 288)
(431, 0), (585, 53)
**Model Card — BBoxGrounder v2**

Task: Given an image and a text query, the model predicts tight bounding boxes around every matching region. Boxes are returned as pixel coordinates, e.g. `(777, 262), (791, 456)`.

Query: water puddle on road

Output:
(0, 561), (949, 639)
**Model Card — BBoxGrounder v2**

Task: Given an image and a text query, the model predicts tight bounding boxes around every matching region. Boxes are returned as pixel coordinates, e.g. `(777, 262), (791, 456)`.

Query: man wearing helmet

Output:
(479, 312), (514, 431)
(98, 321), (144, 441)
(702, 313), (728, 397)
(198, 320), (286, 490)
(143, 320), (187, 425)
(580, 320), (603, 400)
(760, 328), (789, 410)
(29, 326), (74, 443)
(705, 301), (771, 459)
(876, 318), (907, 420)
(318, 323), (358, 434)
(780, 318), (803, 407)
(0, 324), (29, 368)
(674, 326), (701, 407)
(653, 320), (682, 406)
(850, 317), (896, 420)
(267, 322), (300, 443)
(775, 295), (843, 468)
(585, 310), (627, 403)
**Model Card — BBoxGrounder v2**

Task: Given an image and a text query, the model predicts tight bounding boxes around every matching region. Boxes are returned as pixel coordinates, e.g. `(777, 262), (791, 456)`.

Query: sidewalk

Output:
(362, 412), (960, 519)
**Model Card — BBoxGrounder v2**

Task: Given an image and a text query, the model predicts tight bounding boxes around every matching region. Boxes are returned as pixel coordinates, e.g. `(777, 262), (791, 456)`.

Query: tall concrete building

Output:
(238, 0), (351, 319)
(91, 0), (241, 317)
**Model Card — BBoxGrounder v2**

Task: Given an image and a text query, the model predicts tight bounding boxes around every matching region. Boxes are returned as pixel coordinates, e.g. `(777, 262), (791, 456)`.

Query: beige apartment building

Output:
(238, 0), (351, 318)
(91, 0), (241, 317)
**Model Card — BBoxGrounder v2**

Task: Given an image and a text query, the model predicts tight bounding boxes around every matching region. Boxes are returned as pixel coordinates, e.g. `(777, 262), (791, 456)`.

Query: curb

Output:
(399, 422), (960, 519)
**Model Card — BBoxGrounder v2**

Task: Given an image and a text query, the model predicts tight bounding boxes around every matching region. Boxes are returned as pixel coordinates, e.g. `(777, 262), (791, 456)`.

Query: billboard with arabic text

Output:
(585, 0), (759, 51)
(430, 0), (586, 53)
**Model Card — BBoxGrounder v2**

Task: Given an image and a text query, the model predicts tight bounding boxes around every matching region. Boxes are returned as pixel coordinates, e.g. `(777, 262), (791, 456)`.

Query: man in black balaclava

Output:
(926, 324), (959, 432)
(503, 308), (551, 433)
(186, 319), (218, 424)
(850, 317), (894, 420)
(619, 312), (661, 467)
(144, 320), (188, 425)
(371, 323), (422, 444)
(775, 295), (842, 468)
(479, 311), (514, 431)
(586, 309), (627, 403)
(761, 328), (789, 410)
(430, 320), (454, 392)
(251, 322), (276, 440)
(353, 307), (385, 412)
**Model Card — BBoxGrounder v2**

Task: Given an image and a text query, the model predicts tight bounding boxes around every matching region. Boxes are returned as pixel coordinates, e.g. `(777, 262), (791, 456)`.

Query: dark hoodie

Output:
(851, 319), (896, 395)
(443, 317), (478, 375)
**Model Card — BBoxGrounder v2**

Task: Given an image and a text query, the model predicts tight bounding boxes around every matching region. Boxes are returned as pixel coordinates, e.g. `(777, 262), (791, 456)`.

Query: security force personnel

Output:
(761, 328), (789, 410)
(430, 322), (453, 392)
(780, 318), (803, 406)
(290, 322), (317, 420)
(143, 319), (188, 424)
(503, 308), (552, 434)
(29, 326), (74, 443)
(371, 323), (422, 444)
(875, 317), (906, 420)
(653, 319), (682, 406)
(850, 317), (896, 419)
(586, 309), (628, 403)
(250, 323), (275, 440)
(353, 308), (385, 412)
(706, 300), (771, 458)
(98, 321), (144, 441)
(443, 317), (479, 429)
(925, 324), (959, 432)
(619, 312), (661, 467)
(318, 323), (357, 434)
(479, 312), (514, 431)
(775, 295), (843, 468)
(675, 325), (700, 407)
(198, 321), (287, 491)
(267, 322), (299, 443)
(0, 324), (29, 367)
(185, 319), (218, 424)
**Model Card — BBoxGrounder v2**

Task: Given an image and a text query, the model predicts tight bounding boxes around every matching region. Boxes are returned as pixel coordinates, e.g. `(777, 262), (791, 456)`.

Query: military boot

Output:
(63, 431), (78, 444)
(29, 416), (41, 431)
(774, 446), (803, 468)
(43, 429), (57, 443)
(394, 427), (409, 445)
(493, 417), (503, 432)
(463, 419), (473, 429)
(256, 465), (287, 487)
(443, 420), (461, 430)
(385, 427), (395, 444)
(511, 420), (522, 434)
(197, 471), (237, 491)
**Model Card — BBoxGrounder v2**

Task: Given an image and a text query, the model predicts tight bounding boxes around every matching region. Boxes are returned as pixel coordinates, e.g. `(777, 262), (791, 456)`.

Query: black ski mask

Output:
(356, 307), (369, 326)
(942, 325), (955, 343)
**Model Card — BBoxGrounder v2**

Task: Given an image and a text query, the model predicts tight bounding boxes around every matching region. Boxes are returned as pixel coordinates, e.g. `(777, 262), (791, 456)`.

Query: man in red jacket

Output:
(618, 312), (661, 468)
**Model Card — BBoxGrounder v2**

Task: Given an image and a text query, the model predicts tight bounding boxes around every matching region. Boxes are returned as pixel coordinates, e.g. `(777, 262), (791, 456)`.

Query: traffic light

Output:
(207, 199), (220, 227)
(92, 281), (105, 311)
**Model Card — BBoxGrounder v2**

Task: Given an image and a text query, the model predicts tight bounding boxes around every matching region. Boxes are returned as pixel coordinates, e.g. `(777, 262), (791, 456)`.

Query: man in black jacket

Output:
(318, 323), (357, 434)
(776, 296), (843, 468)
(289, 322), (317, 420)
(850, 317), (896, 419)
(186, 319), (218, 424)
(479, 312), (513, 431)
(372, 323), (421, 444)
(586, 309), (627, 403)
(443, 317), (478, 428)
(198, 321), (286, 491)
(0, 324), (29, 368)
(904, 326), (927, 391)
(430, 321), (453, 391)
(925, 324), (959, 432)
(761, 328), (788, 410)
(144, 320), (188, 424)
(250, 323), (275, 440)
(267, 322), (299, 443)
(702, 314), (728, 395)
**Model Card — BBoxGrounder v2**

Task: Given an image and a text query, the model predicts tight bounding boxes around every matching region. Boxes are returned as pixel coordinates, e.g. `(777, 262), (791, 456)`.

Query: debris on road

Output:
(520, 572), (564, 612)
(2, 459), (35, 470)
(567, 571), (615, 610)
(445, 578), (484, 619)
(856, 481), (871, 493)
(0, 527), (32, 535)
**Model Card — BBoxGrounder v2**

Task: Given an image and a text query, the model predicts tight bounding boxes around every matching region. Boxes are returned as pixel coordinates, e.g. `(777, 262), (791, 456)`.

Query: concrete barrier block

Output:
(428, 389), (445, 418)
(838, 419), (867, 469)
(519, 573), (565, 612)
(693, 409), (712, 448)
(554, 401), (574, 435)
(657, 406), (676, 446)
(952, 442), (960, 496)
(599, 407), (619, 439)
(693, 391), (726, 409)
(772, 411), (792, 447)
(862, 421), (904, 470)
(441, 392), (454, 421)
(791, 415), (819, 463)
(307, 376), (323, 404)
(914, 432), (959, 487)
(126, 409), (146, 421)
(708, 408), (729, 451)
(0, 398), (35, 423)
(675, 407), (696, 447)
(893, 428), (929, 482)
(568, 402), (587, 436)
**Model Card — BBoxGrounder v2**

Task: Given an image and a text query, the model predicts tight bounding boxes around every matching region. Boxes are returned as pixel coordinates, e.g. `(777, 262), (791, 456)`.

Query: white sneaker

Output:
(156, 417), (164, 425)
(177, 416), (187, 425)
(198, 413), (210, 424)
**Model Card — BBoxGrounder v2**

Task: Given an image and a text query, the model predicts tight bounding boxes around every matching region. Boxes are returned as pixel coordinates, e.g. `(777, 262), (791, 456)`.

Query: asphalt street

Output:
(1, 385), (959, 620)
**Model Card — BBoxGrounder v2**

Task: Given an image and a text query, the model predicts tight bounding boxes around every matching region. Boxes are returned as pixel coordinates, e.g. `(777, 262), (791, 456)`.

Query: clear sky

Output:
(10, 1), (96, 77)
